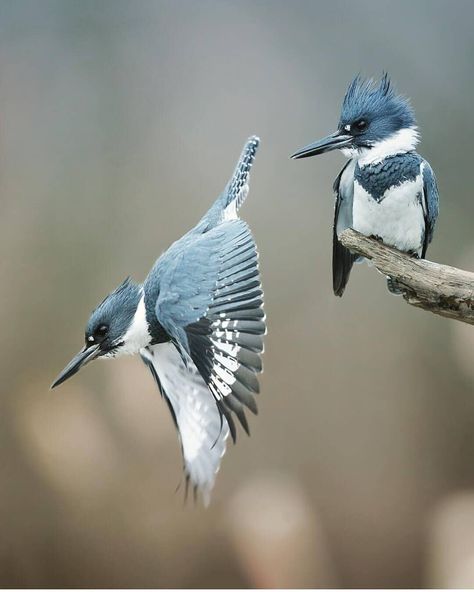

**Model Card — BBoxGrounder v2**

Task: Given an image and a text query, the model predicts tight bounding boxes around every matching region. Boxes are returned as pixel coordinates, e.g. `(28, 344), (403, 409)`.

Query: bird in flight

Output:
(292, 74), (439, 296)
(52, 136), (265, 503)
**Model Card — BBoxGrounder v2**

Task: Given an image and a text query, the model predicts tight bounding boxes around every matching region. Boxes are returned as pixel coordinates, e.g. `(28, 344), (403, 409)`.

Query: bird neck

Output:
(357, 127), (420, 166)
(118, 292), (152, 356)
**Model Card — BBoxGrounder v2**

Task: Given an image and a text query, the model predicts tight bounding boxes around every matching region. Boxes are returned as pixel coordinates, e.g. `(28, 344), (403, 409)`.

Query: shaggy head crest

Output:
(339, 74), (417, 145)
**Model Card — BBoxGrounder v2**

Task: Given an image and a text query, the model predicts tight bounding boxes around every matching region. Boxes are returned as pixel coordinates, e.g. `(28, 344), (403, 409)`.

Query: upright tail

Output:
(198, 136), (260, 230)
(223, 135), (260, 215)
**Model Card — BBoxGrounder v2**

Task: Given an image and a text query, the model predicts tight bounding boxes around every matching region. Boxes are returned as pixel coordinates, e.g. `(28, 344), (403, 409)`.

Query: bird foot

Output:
(369, 234), (384, 243)
(386, 277), (404, 295)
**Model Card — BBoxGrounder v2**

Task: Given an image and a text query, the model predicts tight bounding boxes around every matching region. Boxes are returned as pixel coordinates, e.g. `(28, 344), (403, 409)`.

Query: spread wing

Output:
(421, 160), (439, 258)
(333, 159), (357, 296)
(155, 219), (265, 442)
(140, 342), (228, 504)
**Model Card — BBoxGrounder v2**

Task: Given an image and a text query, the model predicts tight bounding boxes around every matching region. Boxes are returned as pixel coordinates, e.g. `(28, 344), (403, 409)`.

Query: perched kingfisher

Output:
(52, 136), (265, 503)
(291, 74), (439, 296)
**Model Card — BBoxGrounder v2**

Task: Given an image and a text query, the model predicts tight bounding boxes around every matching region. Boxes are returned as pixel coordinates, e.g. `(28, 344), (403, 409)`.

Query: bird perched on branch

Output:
(52, 136), (265, 503)
(291, 74), (439, 296)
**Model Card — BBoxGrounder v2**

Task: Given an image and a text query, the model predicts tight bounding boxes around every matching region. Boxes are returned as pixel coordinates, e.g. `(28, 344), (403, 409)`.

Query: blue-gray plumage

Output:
(354, 152), (422, 203)
(85, 277), (142, 349)
(291, 74), (439, 296)
(421, 161), (439, 253)
(52, 136), (265, 502)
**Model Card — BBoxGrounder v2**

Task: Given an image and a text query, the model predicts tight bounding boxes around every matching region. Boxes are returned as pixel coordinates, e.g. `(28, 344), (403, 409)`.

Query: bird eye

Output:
(85, 324), (108, 346)
(352, 119), (367, 133)
(95, 325), (108, 338)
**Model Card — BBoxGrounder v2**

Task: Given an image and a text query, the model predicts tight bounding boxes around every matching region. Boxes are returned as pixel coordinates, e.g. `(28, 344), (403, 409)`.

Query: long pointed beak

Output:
(51, 344), (101, 389)
(291, 131), (353, 159)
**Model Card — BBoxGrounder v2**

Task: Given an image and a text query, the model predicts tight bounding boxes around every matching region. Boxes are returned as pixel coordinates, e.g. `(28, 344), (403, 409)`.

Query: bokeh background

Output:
(1, 0), (474, 588)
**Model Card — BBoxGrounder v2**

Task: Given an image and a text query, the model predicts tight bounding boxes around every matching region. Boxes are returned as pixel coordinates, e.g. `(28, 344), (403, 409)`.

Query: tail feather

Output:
(333, 235), (357, 297)
(196, 136), (260, 231)
(223, 135), (260, 215)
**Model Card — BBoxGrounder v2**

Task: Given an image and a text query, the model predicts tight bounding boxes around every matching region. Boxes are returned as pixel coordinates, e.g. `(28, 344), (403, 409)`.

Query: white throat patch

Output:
(115, 293), (151, 357)
(358, 127), (420, 166)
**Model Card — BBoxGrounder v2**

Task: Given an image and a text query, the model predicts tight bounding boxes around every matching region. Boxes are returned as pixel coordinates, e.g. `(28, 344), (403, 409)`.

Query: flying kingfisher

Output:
(52, 136), (265, 503)
(291, 74), (439, 296)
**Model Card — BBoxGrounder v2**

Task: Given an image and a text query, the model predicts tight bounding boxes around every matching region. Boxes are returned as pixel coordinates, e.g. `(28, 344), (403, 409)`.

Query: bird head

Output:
(291, 74), (418, 160)
(51, 277), (145, 388)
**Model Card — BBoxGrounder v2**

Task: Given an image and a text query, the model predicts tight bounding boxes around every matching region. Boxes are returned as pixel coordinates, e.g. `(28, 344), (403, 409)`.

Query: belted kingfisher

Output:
(291, 74), (439, 296)
(51, 136), (265, 502)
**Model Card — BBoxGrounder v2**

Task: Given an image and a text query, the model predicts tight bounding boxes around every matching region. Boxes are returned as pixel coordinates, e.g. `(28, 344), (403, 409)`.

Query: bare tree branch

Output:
(339, 229), (474, 325)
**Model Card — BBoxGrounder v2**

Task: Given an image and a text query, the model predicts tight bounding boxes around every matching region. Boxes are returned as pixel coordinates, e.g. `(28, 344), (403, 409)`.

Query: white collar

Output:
(357, 127), (420, 166)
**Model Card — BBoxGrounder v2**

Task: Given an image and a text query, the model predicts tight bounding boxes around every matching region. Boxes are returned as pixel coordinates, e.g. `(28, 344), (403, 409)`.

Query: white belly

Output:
(352, 177), (425, 254)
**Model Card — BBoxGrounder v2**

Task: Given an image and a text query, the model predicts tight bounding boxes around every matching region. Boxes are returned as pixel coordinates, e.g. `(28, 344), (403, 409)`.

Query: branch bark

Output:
(338, 229), (474, 325)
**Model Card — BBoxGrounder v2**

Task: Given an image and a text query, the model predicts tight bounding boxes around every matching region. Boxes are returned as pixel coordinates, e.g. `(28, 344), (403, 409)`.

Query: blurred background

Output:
(1, 0), (473, 587)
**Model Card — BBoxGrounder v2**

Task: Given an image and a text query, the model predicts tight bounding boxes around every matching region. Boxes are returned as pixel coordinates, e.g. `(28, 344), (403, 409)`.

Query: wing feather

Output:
(141, 342), (228, 504)
(332, 160), (357, 296)
(333, 159), (358, 297)
(139, 137), (264, 502)
(421, 160), (440, 258)
(156, 219), (265, 437)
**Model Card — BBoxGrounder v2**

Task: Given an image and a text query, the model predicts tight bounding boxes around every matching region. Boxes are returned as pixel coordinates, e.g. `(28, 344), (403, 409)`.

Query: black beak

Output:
(51, 343), (101, 389)
(291, 131), (353, 159)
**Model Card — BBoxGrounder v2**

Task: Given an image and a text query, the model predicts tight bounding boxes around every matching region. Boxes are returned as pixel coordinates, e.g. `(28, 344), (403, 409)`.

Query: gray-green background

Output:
(1, 0), (473, 587)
